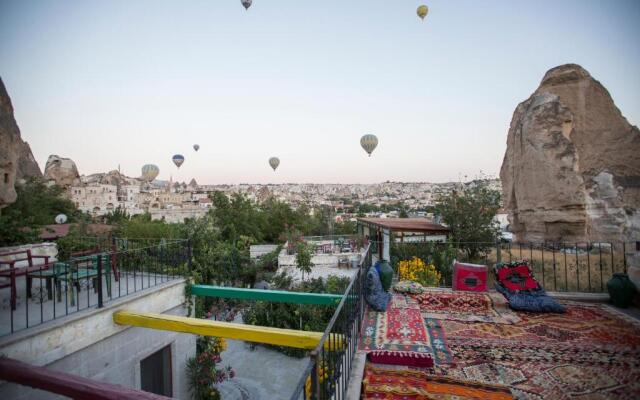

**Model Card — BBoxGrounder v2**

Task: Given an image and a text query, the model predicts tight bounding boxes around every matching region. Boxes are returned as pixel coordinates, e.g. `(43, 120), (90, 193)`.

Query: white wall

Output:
(0, 280), (195, 399)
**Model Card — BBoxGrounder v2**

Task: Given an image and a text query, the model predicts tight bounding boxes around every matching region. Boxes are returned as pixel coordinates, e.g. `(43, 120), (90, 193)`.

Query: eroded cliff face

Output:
(500, 64), (640, 243)
(44, 155), (80, 189)
(0, 78), (42, 208)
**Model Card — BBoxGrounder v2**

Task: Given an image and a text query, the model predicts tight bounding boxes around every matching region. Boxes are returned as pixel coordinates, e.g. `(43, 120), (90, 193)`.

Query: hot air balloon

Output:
(172, 154), (185, 168)
(241, 0), (252, 10)
(417, 5), (429, 20)
(269, 157), (280, 171)
(141, 164), (160, 182)
(193, 144), (200, 152)
(360, 134), (378, 157)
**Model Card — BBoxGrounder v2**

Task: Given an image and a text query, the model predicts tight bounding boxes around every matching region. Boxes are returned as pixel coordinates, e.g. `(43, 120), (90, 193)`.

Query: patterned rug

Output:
(360, 304), (454, 365)
(362, 364), (514, 400)
(410, 290), (521, 324)
(436, 302), (640, 399)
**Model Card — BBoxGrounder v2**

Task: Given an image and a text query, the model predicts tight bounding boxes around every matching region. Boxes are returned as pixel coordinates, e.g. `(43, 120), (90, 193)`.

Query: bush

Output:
(398, 257), (441, 287)
(0, 179), (88, 246)
(242, 272), (350, 357)
(186, 336), (234, 400)
(391, 242), (456, 285)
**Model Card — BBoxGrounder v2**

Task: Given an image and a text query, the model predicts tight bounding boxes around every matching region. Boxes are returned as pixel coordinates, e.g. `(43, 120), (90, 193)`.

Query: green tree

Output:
(210, 192), (264, 243)
(295, 242), (314, 281)
(333, 220), (357, 235)
(117, 212), (184, 240)
(259, 198), (302, 242)
(435, 180), (501, 260)
(0, 178), (87, 246)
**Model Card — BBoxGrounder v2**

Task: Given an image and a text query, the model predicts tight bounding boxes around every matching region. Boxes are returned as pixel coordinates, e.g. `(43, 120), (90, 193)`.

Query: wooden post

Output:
(113, 310), (343, 350)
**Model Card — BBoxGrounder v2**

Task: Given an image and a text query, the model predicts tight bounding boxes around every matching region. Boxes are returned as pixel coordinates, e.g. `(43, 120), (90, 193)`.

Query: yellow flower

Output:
(397, 257), (441, 287)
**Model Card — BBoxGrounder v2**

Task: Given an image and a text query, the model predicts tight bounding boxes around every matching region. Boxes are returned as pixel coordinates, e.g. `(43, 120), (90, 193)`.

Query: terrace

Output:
(0, 238), (191, 337)
(1, 235), (638, 400)
(277, 235), (366, 282)
(291, 238), (640, 400)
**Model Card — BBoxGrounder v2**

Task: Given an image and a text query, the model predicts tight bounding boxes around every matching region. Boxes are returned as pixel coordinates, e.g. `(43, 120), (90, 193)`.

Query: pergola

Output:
(356, 217), (450, 261)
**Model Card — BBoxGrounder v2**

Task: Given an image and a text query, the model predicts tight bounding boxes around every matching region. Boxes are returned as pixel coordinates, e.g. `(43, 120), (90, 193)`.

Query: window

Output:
(3, 173), (8, 184)
(140, 345), (172, 396)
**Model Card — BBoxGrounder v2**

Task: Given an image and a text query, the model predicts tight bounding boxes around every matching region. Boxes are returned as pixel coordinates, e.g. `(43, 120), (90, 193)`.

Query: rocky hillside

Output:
(0, 77), (43, 208)
(500, 64), (640, 243)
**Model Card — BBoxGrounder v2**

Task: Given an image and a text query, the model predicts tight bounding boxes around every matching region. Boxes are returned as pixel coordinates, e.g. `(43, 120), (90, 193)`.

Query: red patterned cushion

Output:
(497, 264), (539, 291)
(453, 262), (488, 292)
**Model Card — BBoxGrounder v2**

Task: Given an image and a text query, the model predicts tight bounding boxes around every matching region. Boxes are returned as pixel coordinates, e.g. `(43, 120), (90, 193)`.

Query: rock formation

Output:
(500, 64), (640, 243)
(0, 77), (43, 208)
(44, 155), (80, 189)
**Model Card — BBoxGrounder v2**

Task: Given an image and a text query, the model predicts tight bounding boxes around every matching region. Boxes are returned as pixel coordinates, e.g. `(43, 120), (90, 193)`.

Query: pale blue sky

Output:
(1, 0), (639, 184)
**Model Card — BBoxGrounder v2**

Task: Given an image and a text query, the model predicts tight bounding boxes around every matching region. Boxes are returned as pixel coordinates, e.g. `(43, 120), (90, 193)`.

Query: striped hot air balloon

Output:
(360, 134), (378, 157)
(141, 164), (160, 181)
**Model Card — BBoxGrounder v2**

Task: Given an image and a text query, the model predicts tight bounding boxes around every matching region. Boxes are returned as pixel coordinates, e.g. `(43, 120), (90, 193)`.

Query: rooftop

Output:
(357, 217), (450, 233)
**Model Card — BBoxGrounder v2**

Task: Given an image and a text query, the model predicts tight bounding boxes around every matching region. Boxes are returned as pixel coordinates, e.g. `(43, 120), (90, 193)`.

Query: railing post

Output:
(97, 255), (104, 308)
(310, 351), (319, 400)
(496, 240), (502, 264)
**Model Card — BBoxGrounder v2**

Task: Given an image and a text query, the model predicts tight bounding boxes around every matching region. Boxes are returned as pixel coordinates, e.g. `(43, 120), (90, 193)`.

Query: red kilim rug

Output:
(362, 364), (514, 400)
(411, 290), (521, 324)
(360, 299), (454, 365)
(436, 301), (640, 399)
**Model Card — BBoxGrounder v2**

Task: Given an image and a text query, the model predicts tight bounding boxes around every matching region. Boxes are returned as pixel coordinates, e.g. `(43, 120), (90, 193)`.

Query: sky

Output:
(1, 0), (639, 184)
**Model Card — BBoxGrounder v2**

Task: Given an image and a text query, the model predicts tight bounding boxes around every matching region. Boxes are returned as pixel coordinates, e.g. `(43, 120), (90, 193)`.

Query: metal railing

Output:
(289, 243), (371, 400)
(390, 240), (636, 293)
(1, 237), (191, 337)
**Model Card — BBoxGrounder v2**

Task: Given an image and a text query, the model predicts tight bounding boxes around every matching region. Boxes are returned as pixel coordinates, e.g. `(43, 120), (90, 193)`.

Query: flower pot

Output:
(606, 273), (636, 308)
(375, 260), (394, 292)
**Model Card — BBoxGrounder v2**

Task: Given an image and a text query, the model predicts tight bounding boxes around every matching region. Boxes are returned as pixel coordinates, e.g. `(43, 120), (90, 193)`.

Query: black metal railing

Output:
(289, 243), (371, 400)
(1, 237), (191, 337)
(390, 240), (636, 293)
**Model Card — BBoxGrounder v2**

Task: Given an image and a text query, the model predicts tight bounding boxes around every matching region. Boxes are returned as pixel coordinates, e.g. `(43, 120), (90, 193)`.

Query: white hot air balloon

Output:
(241, 0), (252, 10)
(360, 134), (378, 157)
(269, 157), (280, 171)
(55, 214), (68, 224)
(141, 164), (160, 182)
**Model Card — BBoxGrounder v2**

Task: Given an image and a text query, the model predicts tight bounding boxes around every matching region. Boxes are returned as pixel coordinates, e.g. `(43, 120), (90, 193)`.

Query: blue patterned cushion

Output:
(496, 284), (565, 313)
(366, 266), (391, 311)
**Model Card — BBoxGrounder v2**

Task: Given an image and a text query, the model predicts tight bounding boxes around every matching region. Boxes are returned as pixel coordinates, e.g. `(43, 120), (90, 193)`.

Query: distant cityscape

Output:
(68, 174), (502, 223)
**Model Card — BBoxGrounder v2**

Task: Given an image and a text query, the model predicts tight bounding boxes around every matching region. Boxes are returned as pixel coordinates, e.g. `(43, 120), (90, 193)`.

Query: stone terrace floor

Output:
(358, 289), (640, 399)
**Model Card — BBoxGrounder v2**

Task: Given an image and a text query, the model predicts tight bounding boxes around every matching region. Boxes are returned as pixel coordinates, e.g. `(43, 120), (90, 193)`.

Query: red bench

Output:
(0, 249), (52, 310)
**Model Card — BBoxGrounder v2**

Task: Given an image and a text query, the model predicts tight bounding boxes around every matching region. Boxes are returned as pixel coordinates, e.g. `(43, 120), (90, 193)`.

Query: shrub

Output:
(398, 257), (442, 287)
(186, 336), (235, 400)
(391, 242), (456, 285)
(242, 273), (350, 357)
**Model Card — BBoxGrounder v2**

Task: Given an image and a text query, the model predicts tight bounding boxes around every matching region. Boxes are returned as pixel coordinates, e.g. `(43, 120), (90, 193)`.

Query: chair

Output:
(0, 249), (51, 310)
